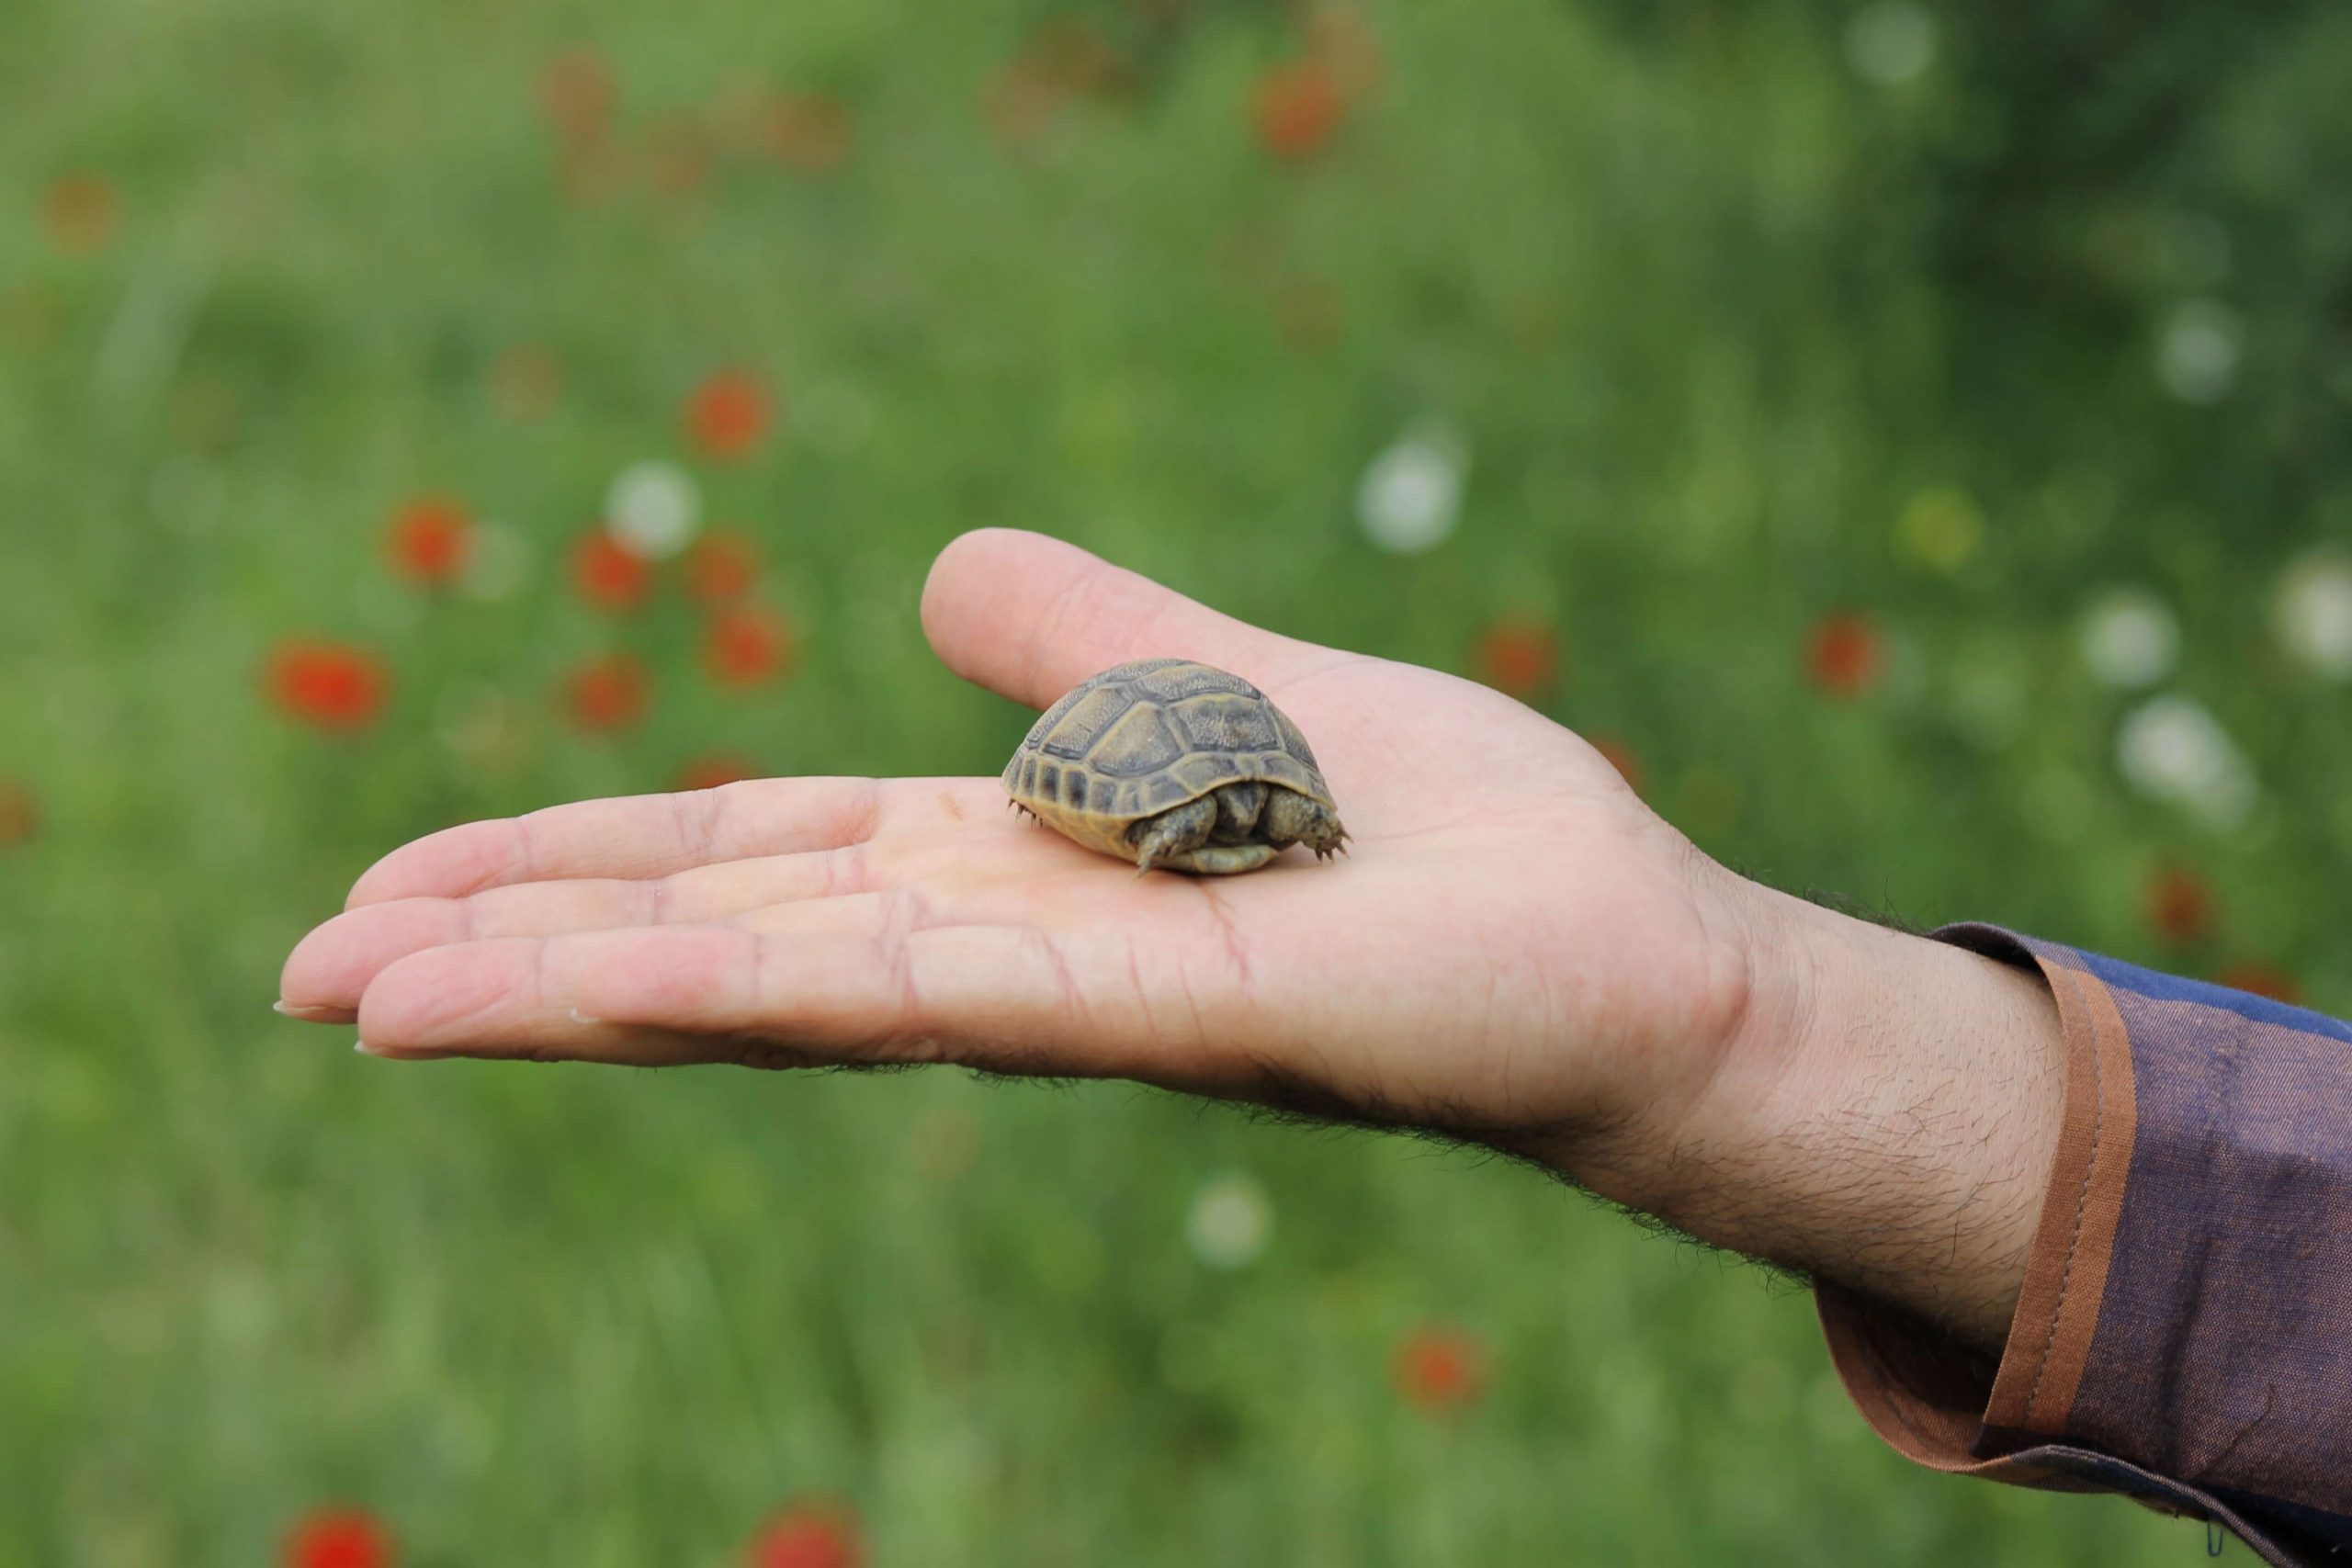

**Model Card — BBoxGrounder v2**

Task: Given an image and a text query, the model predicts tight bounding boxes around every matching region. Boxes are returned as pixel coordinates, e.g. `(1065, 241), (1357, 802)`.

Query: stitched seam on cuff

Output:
(2024, 961), (2105, 1420)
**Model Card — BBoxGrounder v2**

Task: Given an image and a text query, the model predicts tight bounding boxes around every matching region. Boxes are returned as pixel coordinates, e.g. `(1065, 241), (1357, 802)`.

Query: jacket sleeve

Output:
(1815, 924), (2352, 1567)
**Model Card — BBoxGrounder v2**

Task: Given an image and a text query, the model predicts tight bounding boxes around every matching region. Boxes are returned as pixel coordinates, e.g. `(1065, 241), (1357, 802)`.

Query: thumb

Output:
(919, 528), (1325, 710)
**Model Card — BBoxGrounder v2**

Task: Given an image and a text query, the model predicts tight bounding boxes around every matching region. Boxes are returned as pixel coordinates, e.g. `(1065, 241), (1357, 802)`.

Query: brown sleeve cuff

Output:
(1814, 924), (2352, 1565)
(1815, 921), (2137, 1481)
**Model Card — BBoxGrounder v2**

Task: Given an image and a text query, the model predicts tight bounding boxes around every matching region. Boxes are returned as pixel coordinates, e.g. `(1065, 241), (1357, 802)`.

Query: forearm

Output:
(1562, 881), (2067, 1354)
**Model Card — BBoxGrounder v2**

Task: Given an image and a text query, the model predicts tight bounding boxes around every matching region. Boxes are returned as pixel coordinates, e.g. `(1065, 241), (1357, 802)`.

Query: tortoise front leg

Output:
(1128, 795), (1219, 874)
(1261, 788), (1350, 859)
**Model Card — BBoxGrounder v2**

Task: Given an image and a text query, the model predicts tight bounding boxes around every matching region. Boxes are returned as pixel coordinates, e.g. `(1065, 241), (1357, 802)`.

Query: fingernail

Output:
(354, 1038), (375, 1055)
(568, 1007), (602, 1025)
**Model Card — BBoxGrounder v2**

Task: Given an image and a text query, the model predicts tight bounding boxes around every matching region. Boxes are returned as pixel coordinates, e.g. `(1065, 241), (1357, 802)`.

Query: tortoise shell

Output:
(1001, 658), (1336, 860)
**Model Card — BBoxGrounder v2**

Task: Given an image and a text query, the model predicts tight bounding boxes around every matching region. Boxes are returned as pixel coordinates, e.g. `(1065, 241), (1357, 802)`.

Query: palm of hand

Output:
(281, 533), (1750, 1143)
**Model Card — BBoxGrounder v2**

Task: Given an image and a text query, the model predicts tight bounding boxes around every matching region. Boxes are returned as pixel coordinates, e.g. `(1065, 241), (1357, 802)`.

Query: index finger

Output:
(344, 776), (887, 908)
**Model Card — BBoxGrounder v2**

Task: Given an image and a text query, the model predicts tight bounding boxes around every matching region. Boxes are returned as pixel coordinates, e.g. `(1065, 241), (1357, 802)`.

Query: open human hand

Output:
(280, 527), (2063, 1348)
(283, 527), (1746, 1132)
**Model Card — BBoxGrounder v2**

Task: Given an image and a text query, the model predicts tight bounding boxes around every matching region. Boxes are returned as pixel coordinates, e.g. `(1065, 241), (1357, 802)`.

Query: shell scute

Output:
(1038, 682), (1133, 760)
(1090, 704), (1185, 777)
(1171, 751), (1238, 796)
(1170, 692), (1281, 752)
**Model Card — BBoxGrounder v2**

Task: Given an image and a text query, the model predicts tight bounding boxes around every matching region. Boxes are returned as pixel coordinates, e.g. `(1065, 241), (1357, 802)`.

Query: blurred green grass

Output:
(6, 0), (2347, 1559)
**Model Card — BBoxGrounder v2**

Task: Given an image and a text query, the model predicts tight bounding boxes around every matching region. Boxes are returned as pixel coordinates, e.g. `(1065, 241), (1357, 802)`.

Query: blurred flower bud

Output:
(2078, 587), (2180, 689)
(1358, 420), (1466, 554)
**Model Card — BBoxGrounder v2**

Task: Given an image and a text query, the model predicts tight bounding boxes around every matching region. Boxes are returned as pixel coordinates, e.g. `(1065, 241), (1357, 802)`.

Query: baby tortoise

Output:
(1003, 658), (1350, 874)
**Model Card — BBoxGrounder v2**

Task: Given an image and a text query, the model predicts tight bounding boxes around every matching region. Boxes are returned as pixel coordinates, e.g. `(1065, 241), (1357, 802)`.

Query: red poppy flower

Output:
(42, 174), (120, 254)
(491, 344), (562, 421)
(2216, 962), (2301, 1007)
(746, 1500), (863, 1568)
(1804, 612), (1883, 698)
(1393, 1323), (1486, 1413)
(537, 49), (616, 147)
(564, 654), (650, 731)
(1470, 618), (1559, 700)
(686, 370), (772, 461)
(572, 530), (652, 612)
(2143, 866), (2213, 945)
(767, 93), (855, 175)
(385, 496), (471, 585)
(1589, 736), (1643, 796)
(284, 1506), (394, 1568)
(686, 531), (760, 604)
(0, 781), (38, 848)
(1254, 63), (1345, 161)
(675, 753), (763, 792)
(706, 605), (795, 687)
(267, 641), (389, 731)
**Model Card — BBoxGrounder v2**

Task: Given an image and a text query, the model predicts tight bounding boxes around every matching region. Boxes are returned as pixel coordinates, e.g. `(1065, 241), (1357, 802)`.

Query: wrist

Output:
(1585, 879), (2066, 1353)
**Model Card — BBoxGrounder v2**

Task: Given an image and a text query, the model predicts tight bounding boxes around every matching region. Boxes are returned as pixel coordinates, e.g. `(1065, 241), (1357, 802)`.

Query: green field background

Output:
(6, 0), (2347, 1560)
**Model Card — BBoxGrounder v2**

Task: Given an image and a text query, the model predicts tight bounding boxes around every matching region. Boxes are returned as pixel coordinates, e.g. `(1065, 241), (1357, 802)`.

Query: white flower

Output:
(1845, 3), (1938, 85)
(2078, 587), (2180, 689)
(1357, 421), (1467, 555)
(2117, 695), (2256, 829)
(459, 521), (530, 603)
(606, 459), (702, 559)
(1185, 1173), (1272, 1269)
(2273, 551), (2352, 681)
(2155, 299), (2241, 405)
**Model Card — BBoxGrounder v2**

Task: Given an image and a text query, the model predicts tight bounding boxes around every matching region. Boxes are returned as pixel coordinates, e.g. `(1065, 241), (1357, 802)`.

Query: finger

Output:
(344, 776), (886, 908)
(283, 844), (880, 1011)
(351, 917), (1234, 1086)
(350, 922), (1050, 1069)
(920, 529), (1334, 711)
